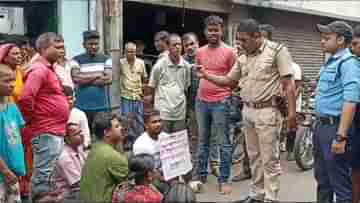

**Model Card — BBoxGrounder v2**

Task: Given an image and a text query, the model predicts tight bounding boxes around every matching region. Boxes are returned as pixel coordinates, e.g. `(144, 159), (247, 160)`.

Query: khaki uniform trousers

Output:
(242, 105), (283, 201)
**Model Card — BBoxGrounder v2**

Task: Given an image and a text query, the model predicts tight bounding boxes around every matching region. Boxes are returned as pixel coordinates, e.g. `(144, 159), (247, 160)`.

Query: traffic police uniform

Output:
(314, 21), (360, 203)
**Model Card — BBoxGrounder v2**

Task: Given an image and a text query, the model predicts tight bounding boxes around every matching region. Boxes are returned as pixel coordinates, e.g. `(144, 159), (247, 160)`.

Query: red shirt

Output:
(18, 56), (70, 138)
(196, 43), (237, 102)
(122, 185), (162, 203)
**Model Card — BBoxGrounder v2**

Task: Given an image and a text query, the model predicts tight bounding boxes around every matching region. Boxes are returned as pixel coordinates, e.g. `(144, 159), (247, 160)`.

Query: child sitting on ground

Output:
(121, 154), (162, 203)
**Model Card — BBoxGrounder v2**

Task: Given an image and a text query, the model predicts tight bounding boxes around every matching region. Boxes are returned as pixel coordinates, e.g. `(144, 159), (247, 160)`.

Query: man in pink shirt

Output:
(18, 32), (70, 202)
(195, 15), (237, 195)
(52, 123), (87, 201)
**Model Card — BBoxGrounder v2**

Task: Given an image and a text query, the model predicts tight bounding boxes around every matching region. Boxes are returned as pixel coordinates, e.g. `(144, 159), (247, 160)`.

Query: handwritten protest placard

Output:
(159, 130), (192, 181)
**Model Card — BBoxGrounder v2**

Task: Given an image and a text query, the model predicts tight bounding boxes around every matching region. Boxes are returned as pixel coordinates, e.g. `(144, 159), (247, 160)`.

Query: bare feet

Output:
(188, 180), (203, 193)
(218, 183), (232, 195)
(210, 164), (220, 177)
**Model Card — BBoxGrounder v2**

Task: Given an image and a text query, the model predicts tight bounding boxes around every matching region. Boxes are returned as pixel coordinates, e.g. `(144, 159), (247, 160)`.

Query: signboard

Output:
(159, 130), (192, 181)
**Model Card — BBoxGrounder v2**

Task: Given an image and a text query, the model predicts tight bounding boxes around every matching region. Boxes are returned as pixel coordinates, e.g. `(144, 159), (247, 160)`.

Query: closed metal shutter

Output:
(262, 10), (326, 81)
(272, 27), (324, 81)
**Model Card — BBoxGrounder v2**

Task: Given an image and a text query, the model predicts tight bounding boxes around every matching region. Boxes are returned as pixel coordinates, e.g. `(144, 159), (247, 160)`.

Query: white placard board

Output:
(159, 130), (192, 181)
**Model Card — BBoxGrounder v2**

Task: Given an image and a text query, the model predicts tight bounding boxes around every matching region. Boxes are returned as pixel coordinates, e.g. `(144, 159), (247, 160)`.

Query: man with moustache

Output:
(149, 34), (191, 133)
(196, 19), (296, 201)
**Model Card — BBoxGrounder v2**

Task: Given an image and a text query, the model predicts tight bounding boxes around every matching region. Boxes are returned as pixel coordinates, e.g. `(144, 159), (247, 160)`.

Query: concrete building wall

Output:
(273, 0), (360, 18)
(232, 0), (360, 22)
(227, 4), (249, 46)
(58, 0), (89, 58)
(125, 0), (229, 13)
(273, 0), (360, 19)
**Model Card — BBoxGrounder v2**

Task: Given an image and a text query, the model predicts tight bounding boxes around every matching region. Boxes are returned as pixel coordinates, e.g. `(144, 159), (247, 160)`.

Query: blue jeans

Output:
(209, 127), (220, 165)
(120, 97), (144, 145)
(313, 121), (352, 202)
(31, 134), (64, 198)
(196, 99), (232, 184)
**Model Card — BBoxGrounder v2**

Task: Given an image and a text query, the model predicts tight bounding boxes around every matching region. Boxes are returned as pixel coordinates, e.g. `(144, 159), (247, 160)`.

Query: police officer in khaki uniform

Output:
(195, 19), (297, 203)
(231, 48), (252, 182)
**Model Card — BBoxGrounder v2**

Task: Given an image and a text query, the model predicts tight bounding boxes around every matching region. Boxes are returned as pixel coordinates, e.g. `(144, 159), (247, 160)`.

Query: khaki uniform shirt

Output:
(235, 54), (248, 89)
(119, 58), (147, 100)
(228, 39), (293, 103)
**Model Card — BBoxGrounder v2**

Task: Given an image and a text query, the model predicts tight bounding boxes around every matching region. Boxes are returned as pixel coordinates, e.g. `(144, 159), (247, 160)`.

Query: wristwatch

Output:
(336, 134), (348, 142)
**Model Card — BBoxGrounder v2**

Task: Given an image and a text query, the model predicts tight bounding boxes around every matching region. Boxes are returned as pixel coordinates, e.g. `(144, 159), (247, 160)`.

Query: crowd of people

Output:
(1, 13), (360, 203)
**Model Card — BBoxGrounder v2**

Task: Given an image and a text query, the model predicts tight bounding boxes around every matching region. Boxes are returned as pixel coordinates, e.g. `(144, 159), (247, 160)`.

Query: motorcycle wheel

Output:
(294, 126), (314, 171)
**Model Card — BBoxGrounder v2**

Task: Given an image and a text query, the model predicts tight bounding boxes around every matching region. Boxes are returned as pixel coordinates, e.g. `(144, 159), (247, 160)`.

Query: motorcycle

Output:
(293, 80), (316, 171)
(294, 111), (315, 170)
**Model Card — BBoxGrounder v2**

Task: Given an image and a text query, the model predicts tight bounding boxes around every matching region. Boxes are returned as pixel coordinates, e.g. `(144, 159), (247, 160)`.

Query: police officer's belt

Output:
(317, 116), (340, 125)
(244, 100), (273, 109)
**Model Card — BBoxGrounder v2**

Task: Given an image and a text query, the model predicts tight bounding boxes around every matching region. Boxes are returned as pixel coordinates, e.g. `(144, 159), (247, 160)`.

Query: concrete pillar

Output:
(103, 0), (123, 109)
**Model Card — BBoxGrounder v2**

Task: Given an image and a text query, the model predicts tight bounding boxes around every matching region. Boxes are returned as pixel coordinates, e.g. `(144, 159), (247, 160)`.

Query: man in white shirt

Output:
(63, 86), (91, 150)
(133, 109), (164, 171)
(133, 109), (170, 193)
(286, 62), (303, 161)
(293, 62), (303, 113)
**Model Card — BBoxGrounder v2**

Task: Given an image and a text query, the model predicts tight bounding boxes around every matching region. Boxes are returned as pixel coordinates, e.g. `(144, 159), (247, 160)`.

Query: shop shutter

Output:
(263, 11), (325, 81)
(272, 27), (324, 81)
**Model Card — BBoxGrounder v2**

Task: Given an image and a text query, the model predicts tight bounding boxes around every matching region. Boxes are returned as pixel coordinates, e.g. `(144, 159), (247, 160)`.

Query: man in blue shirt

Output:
(71, 31), (112, 137)
(349, 25), (360, 203)
(315, 21), (360, 203)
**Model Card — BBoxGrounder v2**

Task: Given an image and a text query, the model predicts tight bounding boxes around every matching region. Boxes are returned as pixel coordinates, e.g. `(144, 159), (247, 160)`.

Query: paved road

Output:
(197, 157), (317, 202)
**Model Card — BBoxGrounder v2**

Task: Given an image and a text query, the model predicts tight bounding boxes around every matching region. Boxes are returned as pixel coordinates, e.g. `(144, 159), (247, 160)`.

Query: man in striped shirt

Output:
(71, 31), (112, 136)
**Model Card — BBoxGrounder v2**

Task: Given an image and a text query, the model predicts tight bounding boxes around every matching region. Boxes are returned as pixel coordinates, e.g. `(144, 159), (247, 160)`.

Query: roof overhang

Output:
(231, 0), (360, 22)
(0, 0), (55, 1)
(125, 0), (229, 13)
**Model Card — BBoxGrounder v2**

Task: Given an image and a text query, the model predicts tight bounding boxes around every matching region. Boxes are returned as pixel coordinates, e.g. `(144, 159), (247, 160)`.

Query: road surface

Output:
(197, 157), (316, 202)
